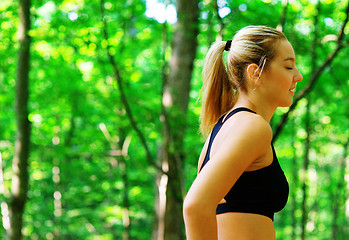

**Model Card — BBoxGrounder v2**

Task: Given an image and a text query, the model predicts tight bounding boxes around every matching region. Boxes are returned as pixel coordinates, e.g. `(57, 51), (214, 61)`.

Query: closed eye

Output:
(286, 67), (293, 70)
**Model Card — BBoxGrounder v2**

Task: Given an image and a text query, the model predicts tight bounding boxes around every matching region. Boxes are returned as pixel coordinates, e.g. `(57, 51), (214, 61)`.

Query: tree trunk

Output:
(300, 97), (311, 240)
(99, 123), (131, 240)
(0, 152), (10, 233)
(8, 0), (31, 239)
(290, 117), (299, 240)
(160, 0), (199, 239)
(119, 133), (131, 240)
(331, 139), (349, 240)
(52, 157), (62, 240)
(276, 0), (288, 31)
(300, 4), (321, 237)
(212, 0), (224, 41)
(153, 18), (170, 240)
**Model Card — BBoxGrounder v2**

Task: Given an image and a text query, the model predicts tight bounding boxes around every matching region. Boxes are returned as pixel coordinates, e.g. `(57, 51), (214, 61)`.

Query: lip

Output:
(289, 86), (297, 92)
(289, 88), (296, 95)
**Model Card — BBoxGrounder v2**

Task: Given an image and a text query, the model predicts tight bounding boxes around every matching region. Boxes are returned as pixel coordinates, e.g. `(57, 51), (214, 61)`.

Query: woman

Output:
(183, 26), (303, 239)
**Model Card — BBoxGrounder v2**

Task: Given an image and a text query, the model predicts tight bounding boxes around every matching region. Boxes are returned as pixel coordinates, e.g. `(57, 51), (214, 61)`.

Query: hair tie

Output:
(224, 40), (232, 51)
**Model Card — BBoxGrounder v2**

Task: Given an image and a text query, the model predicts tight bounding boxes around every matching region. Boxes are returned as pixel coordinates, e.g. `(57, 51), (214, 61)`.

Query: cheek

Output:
(278, 71), (292, 86)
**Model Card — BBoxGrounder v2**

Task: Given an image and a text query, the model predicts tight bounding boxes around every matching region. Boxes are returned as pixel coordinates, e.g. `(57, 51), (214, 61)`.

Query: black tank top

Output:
(200, 107), (289, 220)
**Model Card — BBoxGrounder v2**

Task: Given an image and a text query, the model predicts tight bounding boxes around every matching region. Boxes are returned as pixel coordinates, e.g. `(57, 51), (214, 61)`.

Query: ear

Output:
(246, 63), (262, 85)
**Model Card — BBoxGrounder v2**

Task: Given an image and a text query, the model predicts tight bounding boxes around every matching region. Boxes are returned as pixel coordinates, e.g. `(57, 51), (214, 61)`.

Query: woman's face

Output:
(260, 40), (303, 107)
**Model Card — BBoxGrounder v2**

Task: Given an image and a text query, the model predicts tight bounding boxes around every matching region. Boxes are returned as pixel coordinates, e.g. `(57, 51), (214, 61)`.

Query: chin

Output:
(279, 100), (293, 108)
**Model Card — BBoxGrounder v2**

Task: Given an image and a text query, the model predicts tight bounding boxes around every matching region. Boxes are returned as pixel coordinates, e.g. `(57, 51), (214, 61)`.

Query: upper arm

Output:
(197, 134), (211, 173)
(184, 115), (272, 210)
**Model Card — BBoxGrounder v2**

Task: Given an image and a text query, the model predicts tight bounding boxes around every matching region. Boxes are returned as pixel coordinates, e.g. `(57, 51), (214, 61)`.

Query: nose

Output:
(295, 67), (303, 82)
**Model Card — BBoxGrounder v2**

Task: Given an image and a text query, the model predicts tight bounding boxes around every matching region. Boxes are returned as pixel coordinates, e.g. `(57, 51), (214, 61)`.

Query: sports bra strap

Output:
(199, 107), (256, 171)
(223, 107), (256, 123)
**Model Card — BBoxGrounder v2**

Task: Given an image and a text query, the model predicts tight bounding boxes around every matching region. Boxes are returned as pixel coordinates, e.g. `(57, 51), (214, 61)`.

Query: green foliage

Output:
(0, 0), (348, 239)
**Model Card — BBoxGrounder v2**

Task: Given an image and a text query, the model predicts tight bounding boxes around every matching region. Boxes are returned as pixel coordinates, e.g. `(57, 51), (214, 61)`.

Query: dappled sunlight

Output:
(1, 0), (348, 239)
(162, 90), (173, 107)
(145, 0), (177, 24)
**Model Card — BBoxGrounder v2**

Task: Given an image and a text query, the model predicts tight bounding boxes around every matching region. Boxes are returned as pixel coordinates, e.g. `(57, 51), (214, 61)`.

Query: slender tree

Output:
(0, 153), (10, 233)
(212, 0), (225, 41)
(331, 139), (349, 239)
(300, 96), (311, 240)
(161, 0), (199, 239)
(99, 123), (131, 240)
(300, 2), (321, 238)
(290, 116), (299, 240)
(277, 0), (288, 31)
(154, 9), (170, 240)
(8, 0), (32, 239)
(100, 0), (162, 173)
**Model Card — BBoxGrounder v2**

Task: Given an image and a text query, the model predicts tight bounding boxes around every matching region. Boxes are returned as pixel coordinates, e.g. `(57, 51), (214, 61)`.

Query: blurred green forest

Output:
(0, 0), (348, 239)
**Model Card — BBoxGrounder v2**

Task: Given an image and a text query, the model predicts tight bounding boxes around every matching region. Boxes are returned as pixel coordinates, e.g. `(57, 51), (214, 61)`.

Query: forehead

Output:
(274, 40), (296, 62)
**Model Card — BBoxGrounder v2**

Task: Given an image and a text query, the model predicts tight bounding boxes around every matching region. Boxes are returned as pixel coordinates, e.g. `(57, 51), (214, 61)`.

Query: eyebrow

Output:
(283, 57), (295, 62)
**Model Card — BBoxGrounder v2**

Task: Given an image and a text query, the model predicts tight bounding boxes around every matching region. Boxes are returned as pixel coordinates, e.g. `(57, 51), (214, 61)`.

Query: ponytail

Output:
(200, 42), (237, 137)
(199, 26), (286, 137)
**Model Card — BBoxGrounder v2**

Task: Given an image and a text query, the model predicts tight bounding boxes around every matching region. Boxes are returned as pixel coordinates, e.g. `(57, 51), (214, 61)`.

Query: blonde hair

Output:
(200, 26), (286, 137)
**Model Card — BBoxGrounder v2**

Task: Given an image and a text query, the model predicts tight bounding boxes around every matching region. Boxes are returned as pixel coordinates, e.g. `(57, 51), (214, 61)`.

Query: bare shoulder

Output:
(217, 112), (273, 158)
(226, 111), (271, 137)
(237, 112), (272, 139)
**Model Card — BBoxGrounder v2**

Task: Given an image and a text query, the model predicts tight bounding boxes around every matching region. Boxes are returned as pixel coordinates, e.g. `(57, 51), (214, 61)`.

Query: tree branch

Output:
(273, 0), (349, 141)
(100, 0), (163, 173)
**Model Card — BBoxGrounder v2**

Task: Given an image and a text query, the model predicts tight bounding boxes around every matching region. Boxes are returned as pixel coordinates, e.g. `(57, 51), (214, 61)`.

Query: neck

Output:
(234, 92), (276, 123)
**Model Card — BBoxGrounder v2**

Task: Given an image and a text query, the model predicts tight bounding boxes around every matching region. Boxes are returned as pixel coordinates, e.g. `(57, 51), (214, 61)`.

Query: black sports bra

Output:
(200, 107), (289, 221)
